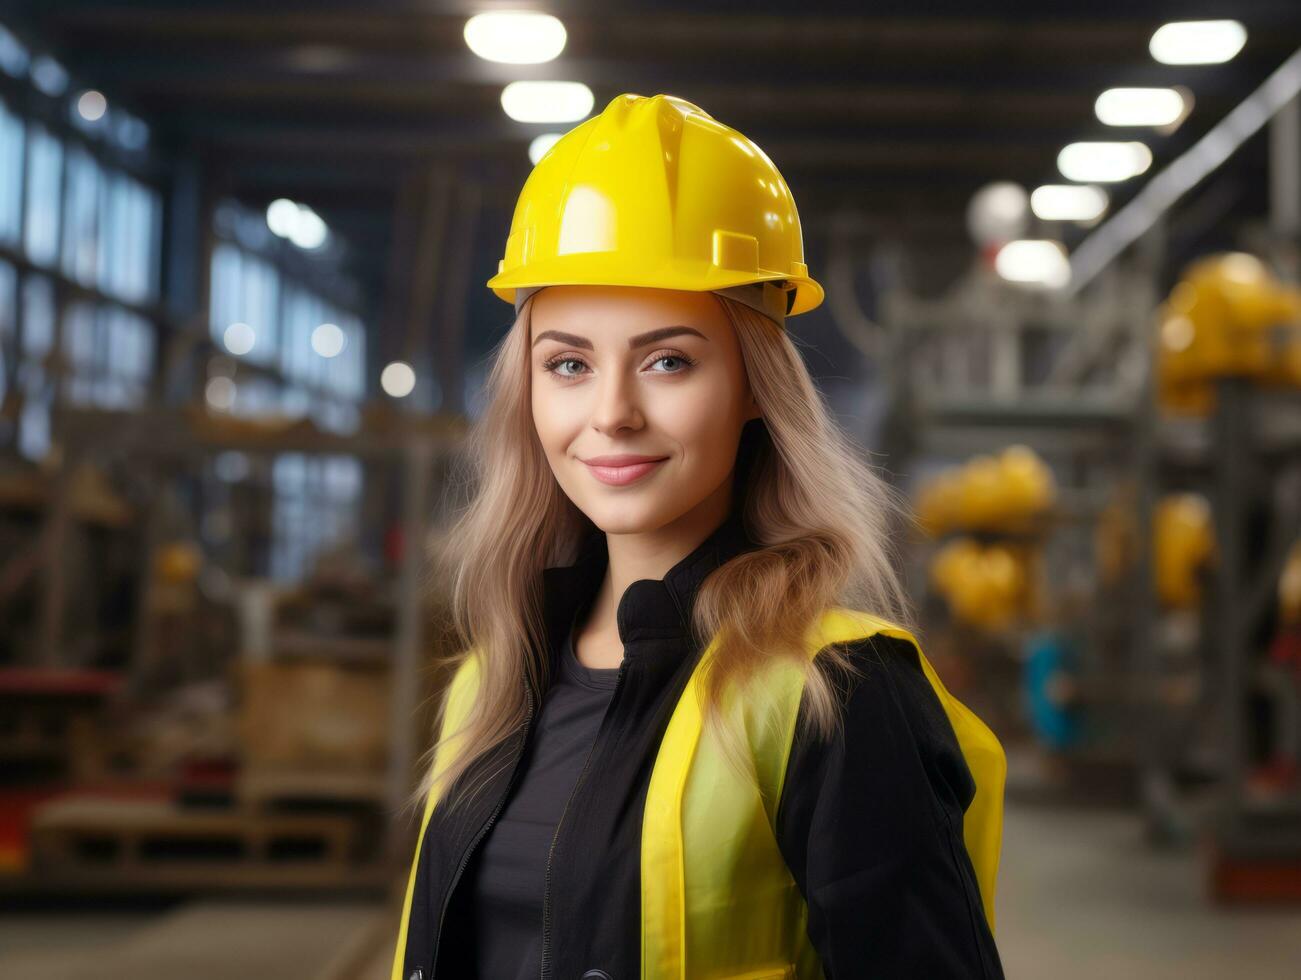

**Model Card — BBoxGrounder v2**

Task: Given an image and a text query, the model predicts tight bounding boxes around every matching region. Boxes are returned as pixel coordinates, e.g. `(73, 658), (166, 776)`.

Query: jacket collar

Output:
(540, 508), (759, 655)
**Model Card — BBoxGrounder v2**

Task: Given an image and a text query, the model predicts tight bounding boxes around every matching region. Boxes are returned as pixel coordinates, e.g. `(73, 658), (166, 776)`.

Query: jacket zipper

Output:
(539, 660), (627, 980)
(425, 678), (536, 979)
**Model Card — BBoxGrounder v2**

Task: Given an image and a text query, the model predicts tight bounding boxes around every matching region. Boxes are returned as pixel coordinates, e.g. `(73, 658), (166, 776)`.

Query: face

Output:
(530, 285), (762, 535)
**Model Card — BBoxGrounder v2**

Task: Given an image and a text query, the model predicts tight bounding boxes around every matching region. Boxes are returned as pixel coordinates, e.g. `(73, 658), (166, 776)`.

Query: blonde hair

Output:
(408, 292), (917, 817)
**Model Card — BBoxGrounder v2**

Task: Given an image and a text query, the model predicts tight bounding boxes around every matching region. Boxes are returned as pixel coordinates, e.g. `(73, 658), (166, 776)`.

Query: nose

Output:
(589, 366), (643, 434)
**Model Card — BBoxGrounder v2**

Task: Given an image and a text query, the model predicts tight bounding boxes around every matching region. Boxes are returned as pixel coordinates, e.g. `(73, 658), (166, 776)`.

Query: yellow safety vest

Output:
(391, 607), (1006, 980)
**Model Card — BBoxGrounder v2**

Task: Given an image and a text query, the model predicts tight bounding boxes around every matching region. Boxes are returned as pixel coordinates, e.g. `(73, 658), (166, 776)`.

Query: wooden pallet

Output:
(237, 768), (388, 810)
(28, 796), (384, 892)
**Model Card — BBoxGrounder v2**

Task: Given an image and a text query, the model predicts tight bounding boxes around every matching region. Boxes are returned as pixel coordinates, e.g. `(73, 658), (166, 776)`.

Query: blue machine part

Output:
(1024, 630), (1084, 750)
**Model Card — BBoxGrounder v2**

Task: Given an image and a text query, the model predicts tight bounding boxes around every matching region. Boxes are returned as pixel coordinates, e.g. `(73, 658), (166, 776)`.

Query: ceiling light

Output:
(1095, 87), (1186, 127)
(965, 181), (1029, 246)
(1150, 20), (1246, 65)
(464, 11), (567, 64)
(266, 198), (328, 250)
(381, 361), (416, 398)
(501, 81), (593, 123)
(266, 198), (299, 237)
(222, 322), (256, 356)
(76, 89), (106, 122)
(1058, 141), (1152, 182)
(529, 133), (564, 165)
(311, 323), (346, 358)
(288, 205), (328, 250)
(1030, 185), (1109, 222)
(205, 376), (237, 411)
(994, 240), (1071, 289)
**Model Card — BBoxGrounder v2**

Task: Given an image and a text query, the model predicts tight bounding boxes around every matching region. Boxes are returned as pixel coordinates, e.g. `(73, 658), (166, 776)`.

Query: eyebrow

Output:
(531, 325), (710, 350)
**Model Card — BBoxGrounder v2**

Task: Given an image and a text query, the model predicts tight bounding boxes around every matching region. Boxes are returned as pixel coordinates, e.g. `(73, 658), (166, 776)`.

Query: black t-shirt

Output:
(457, 605), (620, 980)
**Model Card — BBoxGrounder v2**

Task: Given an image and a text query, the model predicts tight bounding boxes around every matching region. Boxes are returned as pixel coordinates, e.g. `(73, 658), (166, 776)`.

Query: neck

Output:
(576, 479), (735, 667)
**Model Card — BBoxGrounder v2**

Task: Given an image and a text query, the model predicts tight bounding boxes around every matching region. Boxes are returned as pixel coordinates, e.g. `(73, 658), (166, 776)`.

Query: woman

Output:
(392, 93), (1006, 980)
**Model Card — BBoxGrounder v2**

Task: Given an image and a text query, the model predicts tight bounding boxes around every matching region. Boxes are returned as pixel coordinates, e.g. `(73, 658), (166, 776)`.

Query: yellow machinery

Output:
(916, 444), (1056, 536)
(1158, 252), (1301, 415)
(154, 541), (202, 585)
(1094, 490), (1216, 610)
(1153, 493), (1216, 609)
(918, 446), (1053, 632)
(929, 537), (1037, 633)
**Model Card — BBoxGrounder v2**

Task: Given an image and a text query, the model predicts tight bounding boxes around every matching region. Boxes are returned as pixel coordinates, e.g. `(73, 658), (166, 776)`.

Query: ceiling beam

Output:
(34, 6), (1301, 62)
(66, 48), (1258, 106)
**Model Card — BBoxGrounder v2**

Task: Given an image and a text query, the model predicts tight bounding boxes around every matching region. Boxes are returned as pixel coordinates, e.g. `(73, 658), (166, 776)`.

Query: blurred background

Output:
(1, 1), (1300, 977)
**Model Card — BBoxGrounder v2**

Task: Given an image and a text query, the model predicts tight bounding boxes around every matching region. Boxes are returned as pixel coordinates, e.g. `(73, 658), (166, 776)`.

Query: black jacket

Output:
(398, 511), (1004, 980)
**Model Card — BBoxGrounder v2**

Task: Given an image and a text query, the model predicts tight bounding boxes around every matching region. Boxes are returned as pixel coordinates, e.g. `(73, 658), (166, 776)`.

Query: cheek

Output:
(531, 388), (564, 455)
(532, 385), (589, 463)
(653, 379), (745, 460)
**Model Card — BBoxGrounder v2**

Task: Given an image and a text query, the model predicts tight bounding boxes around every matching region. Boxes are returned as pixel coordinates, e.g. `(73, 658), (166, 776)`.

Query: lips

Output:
(581, 455), (669, 487)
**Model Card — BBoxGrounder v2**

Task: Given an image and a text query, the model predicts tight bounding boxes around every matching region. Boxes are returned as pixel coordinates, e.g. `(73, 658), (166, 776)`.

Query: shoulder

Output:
(800, 610), (935, 705)
(790, 630), (978, 813)
(774, 628), (981, 879)
(806, 629), (941, 730)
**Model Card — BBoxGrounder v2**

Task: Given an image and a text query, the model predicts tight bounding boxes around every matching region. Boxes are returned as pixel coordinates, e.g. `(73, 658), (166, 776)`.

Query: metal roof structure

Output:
(10, 1), (1301, 378)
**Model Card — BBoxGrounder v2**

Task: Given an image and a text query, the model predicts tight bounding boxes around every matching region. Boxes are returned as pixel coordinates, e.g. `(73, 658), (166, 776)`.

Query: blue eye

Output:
(544, 357), (586, 377)
(646, 350), (698, 373)
(540, 349), (697, 379)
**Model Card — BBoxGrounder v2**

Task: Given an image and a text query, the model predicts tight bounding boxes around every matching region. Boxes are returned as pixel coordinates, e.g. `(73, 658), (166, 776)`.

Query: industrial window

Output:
(98, 168), (159, 303)
(209, 242), (280, 368)
(0, 260), (14, 408)
(208, 239), (366, 420)
(61, 301), (153, 408)
(1, 86), (162, 461)
(62, 146), (99, 285)
(268, 452), (362, 581)
(207, 219), (369, 581)
(22, 123), (61, 267)
(0, 99), (22, 245)
(17, 274), (54, 459)
(57, 145), (160, 303)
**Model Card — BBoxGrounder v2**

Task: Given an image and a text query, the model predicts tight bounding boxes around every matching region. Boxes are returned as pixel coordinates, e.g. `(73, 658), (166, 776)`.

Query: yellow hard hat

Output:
(1154, 493), (1215, 609)
(486, 92), (824, 324)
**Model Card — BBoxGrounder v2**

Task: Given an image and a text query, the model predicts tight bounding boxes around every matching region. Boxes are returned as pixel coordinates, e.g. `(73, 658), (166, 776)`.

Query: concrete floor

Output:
(996, 802), (1301, 979)
(0, 898), (388, 979)
(3, 800), (1300, 978)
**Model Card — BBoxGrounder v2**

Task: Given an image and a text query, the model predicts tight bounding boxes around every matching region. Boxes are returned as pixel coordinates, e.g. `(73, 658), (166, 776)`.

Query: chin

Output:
(583, 509), (657, 537)
(578, 499), (673, 536)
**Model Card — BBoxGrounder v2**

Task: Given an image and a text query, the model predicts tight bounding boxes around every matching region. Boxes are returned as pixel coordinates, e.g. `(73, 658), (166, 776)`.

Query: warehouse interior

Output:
(2, 1), (1301, 977)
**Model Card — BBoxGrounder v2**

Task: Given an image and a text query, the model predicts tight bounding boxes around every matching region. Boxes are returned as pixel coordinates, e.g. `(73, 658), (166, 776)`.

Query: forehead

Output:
(530, 285), (726, 338)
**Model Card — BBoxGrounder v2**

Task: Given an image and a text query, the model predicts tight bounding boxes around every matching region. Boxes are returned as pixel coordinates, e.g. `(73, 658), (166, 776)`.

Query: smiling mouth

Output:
(581, 457), (668, 486)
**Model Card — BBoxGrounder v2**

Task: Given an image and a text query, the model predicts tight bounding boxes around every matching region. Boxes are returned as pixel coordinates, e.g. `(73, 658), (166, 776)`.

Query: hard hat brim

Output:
(487, 257), (824, 317)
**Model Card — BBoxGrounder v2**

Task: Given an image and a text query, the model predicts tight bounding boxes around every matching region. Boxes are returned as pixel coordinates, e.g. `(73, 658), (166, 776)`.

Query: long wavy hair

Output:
(408, 291), (918, 817)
